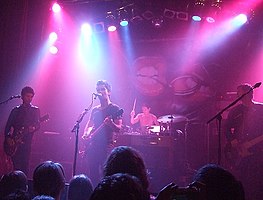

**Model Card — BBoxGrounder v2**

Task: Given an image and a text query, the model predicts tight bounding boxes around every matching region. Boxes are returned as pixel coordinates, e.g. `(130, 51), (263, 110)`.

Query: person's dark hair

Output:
(103, 146), (149, 190)
(96, 80), (111, 92)
(237, 83), (253, 99)
(2, 190), (30, 200)
(141, 103), (150, 109)
(192, 164), (245, 200)
(32, 195), (55, 200)
(68, 174), (93, 200)
(90, 173), (148, 200)
(21, 86), (35, 97)
(33, 161), (65, 199)
(0, 170), (28, 198)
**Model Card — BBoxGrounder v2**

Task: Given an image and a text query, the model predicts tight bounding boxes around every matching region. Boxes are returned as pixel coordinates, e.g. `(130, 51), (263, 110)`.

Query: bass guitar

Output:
(4, 114), (49, 157)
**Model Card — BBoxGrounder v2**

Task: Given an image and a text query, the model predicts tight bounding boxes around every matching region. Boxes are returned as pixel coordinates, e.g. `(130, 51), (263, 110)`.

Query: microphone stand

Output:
(0, 96), (19, 105)
(207, 82), (261, 165)
(71, 94), (95, 176)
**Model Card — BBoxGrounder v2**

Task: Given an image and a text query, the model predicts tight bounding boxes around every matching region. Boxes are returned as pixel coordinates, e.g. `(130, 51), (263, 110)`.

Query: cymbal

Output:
(157, 115), (188, 123)
(43, 131), (60, 135)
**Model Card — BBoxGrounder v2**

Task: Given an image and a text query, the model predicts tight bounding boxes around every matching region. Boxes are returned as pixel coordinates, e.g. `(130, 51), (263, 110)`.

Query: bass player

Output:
(225, 83), (263, 200)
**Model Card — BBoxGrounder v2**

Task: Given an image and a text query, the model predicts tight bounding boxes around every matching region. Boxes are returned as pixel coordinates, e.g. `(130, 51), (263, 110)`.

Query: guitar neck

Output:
(246, 134), (263, 148)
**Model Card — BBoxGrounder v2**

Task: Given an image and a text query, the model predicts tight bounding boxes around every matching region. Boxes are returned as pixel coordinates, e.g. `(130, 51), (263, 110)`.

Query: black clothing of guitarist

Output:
(225, 83), (263, 200)
(4, 86), (40, 175)
(82, 80), (122, 186)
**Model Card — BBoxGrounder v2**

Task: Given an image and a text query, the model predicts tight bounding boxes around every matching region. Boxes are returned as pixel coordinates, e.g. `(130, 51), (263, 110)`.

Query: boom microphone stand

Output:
(0, 95), (21, 105)
(71, 94), (95, 176)
(206, 82), (261, 165)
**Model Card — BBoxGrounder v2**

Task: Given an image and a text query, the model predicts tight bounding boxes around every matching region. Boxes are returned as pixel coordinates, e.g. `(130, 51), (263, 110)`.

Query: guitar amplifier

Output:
(114, 134), (180, 169)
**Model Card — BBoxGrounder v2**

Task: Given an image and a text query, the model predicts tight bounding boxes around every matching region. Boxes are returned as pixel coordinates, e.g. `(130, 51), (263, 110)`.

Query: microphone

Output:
(253, 82), (262, 89)
(10, 95), (21, 99)
(93, 93), (102, 99)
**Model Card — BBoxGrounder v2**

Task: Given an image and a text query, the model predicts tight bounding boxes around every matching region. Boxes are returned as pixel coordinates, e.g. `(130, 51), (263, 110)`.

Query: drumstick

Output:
(132, 98), (137, 111)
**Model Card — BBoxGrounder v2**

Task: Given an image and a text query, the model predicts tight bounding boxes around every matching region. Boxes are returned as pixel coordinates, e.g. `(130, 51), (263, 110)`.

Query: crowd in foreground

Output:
(0, 146), (245, 200)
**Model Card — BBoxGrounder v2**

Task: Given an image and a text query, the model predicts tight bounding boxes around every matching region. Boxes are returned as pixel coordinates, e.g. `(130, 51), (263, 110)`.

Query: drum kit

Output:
(121, 114), (189, 137)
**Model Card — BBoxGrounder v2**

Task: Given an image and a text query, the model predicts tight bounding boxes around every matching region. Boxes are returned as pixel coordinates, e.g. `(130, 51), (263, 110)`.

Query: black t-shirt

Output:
(90, 103), (122, 146)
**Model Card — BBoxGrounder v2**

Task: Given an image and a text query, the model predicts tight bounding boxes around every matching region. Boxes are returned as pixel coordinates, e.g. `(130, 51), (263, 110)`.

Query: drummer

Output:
(130, 103), (159, 134)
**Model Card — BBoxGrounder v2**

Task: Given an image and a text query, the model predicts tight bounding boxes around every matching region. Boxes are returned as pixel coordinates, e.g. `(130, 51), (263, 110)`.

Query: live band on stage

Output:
(1, 81), (263, 200)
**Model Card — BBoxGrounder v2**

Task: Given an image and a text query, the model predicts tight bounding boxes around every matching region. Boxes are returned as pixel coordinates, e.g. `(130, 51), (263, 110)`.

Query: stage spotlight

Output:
(52, 2), (61, 13)
(49, 32), (58, 43)
(192, 0), (206, 21)
(152, 16), (164, 28)
(206, 17), (215, 23)
(163, 8), (176, 19)
(49, 45), (58, 54)
(177, 12), (189, 21)
(81, 23), (92, 36)
(106, 11), (117, 32)
(233, 13), (248, 25)
(108, 25), (117, 32)
(192, 15), (202, 21)
(118, 8), (129, 27)
(235, 8), (255, 23)
(206, 0), (222, 23)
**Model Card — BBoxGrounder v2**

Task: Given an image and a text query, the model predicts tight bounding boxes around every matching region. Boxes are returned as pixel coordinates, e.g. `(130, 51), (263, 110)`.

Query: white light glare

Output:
(81, 23), (93, 36)
(108, 25), (117, 32)
(49, 46), (59, 54)
(235, 14), (248, 24)
(49, 32), (58, 43)
(52, 3), (61, 13)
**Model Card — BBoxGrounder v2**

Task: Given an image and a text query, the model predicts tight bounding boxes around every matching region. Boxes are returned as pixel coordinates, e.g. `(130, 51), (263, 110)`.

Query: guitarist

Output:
(82, 80), (123, 186)
(4, 86), (40, 175)
(225, 83), (263, 200)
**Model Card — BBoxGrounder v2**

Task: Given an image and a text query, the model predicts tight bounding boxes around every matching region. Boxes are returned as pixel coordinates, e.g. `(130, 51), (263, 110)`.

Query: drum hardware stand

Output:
(206, 82), (261, 165)
(177, 119), (197, 186)
(71, 94), (95, 176)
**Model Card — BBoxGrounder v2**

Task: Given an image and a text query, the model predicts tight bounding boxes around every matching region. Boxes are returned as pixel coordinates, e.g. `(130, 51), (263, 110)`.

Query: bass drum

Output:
(148, 125), (164, 136)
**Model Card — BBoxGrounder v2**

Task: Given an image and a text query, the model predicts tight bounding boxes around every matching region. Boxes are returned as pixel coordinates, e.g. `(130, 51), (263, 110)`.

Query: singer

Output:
(4, 86), (40, 175)
(82, 80), (123, 185)
(224, 83), (263, 200)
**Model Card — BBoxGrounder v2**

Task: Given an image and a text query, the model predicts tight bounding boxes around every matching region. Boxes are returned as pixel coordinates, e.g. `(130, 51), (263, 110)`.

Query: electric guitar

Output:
(224, 134), (263, 167)
(83, 109), (123, 145)
(4, 114), (49, 157)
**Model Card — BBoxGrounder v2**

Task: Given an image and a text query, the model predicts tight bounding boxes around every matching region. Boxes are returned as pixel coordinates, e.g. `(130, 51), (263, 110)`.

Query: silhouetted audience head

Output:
(103, 146), (149, 191)
(0, 170), (28, 198)
(68, 174), (93, 200)
(192, 164), (245, 200)
(2, 190), (30, 200)
(90, 173), (148, 200)
(32, 195), (55, 200)
(33, 161), (65, 200)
